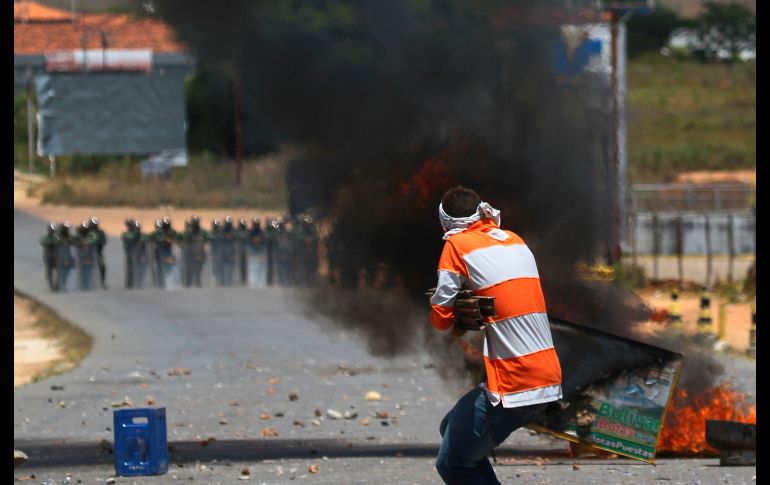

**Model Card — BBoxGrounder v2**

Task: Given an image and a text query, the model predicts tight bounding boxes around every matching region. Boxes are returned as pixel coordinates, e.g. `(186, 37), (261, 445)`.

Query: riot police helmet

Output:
(90, 216), (100, 227)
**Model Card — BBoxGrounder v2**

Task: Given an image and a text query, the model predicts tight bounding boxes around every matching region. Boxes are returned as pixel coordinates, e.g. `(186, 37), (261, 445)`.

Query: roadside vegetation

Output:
(627, 54), (755, 183)
(624, 2), (756, 183)
(14, 291), (93, 384)
(28, 153), (289, 209)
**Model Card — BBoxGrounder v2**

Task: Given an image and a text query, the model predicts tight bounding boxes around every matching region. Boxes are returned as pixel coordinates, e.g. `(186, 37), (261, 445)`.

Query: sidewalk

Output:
(636, 287), (754, 352)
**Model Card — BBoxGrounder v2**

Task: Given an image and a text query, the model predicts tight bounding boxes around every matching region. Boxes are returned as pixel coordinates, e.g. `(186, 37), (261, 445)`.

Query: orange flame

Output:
(658, 383), (756, 455)
(397, 156), (453, 208)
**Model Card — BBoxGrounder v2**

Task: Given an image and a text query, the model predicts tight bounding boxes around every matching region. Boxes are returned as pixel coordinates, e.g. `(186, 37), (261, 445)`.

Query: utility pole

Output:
(608, 9), (622, 264)
(602, 1), (654, 264)
(233, 71), (243, 187)
(26, 69), (35, 175)
(607, 9), (630, 265)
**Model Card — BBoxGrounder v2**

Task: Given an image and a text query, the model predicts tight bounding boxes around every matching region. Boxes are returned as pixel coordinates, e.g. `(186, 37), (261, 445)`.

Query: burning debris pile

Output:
(659, 383), (756, 456)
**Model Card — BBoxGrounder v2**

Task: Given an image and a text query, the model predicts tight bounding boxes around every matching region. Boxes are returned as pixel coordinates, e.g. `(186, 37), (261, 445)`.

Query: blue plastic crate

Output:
(113, 407), (168, 476)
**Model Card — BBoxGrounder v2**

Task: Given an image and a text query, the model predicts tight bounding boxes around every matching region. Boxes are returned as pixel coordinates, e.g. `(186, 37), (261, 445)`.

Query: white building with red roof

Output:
(14, 0), (194, 161)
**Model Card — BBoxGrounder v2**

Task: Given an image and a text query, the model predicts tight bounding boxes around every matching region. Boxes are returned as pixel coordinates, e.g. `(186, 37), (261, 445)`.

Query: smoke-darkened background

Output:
(152, 0), (720, 395)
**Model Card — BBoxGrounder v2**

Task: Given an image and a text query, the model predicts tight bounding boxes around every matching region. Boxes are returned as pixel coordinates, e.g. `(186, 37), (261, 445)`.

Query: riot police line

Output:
(40, 214), (320, 292)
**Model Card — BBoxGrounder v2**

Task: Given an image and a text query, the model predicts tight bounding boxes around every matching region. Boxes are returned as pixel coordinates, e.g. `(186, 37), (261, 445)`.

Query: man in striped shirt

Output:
(431, 186), (563, 484)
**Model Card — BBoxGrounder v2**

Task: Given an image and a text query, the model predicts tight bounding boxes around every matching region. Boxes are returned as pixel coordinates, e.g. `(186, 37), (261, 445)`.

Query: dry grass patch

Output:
(14, 290), (92, 386)
(31, 153), (290, 210)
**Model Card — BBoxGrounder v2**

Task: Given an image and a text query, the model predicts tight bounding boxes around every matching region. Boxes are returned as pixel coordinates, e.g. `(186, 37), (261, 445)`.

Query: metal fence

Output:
(628, 182), (755, 255)
(624, 182), (755, 284)
(626, 212), (755, 285)
(631, 183), (754, 213)
(630, 212), (756, 256)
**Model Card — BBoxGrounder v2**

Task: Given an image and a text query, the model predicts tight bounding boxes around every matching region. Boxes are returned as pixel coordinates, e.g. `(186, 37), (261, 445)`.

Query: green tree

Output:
(691, 2), (755, 63)
(14, 94), (30, 170)
(184, 65), (235, 156)
(626, 6), (694, 59)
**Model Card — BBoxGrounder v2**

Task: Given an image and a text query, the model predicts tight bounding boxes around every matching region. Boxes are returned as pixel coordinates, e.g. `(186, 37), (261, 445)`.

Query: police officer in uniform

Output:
(40, 222), (59, 291)
(89, 216), (108, 289)
(152, 217), (178, 288)
(207, 219), (223, 286)
(149, 219), (164, 287)
(236, 217), (249, 285)
(121, 218), (140, 288)
(74, 220), (98, 291)
(247, 217), (268, 288)
(181, 215), (208, 287)
(275, 217), (293, 286)
(291, 214), (319, 286)
(133, 221), (151, 288)
(220, 216), (237, 286)
(263, 218), (279, 286)
(54, 222), (76, 292)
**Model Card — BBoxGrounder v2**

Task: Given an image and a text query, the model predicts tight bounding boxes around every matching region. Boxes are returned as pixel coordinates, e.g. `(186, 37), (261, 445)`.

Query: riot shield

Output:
(247, 245), (268, 288)
(132, 242), (150, 289)
(76, 245), (97, 291)
(161, 245), (182, 291)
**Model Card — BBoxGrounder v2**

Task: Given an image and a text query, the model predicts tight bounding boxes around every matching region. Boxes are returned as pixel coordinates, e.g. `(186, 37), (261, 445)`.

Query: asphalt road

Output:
(14, 208), (756, 484)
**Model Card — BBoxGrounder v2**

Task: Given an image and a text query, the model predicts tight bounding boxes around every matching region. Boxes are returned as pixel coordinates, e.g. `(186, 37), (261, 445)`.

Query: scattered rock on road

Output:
(167, 367), (191, 376)
(260, 427), (279, 437)
(14, 449), (28, 468)
(98, 439), (114, 454)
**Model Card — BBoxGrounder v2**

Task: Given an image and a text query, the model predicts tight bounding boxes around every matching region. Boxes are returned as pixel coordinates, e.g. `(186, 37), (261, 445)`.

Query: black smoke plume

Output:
(153, 0), (723, 395)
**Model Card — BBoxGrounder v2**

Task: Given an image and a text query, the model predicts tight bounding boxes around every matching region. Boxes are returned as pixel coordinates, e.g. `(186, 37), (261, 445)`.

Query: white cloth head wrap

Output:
(439, 201), (501, 240)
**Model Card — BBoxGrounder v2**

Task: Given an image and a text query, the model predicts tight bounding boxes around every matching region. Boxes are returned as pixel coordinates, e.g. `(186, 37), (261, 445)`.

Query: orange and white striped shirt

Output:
(430, 219), (562, 408)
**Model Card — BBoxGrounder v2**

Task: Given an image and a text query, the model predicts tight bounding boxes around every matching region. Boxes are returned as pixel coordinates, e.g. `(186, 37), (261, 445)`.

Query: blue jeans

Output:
(436, 387), (548, 485)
